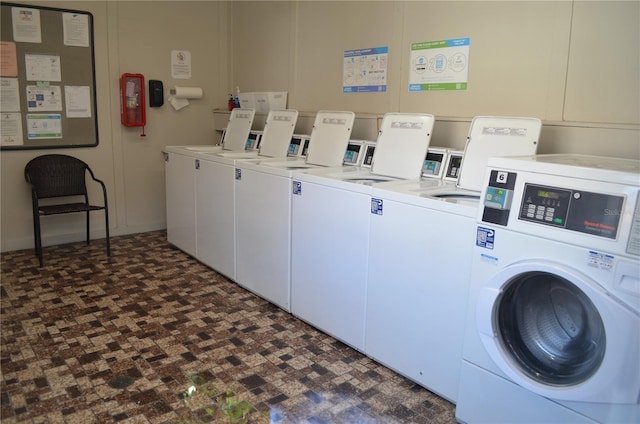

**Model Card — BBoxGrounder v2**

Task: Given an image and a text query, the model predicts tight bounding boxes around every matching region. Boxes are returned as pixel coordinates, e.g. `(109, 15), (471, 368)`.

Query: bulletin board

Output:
(0, 2), (98, 150)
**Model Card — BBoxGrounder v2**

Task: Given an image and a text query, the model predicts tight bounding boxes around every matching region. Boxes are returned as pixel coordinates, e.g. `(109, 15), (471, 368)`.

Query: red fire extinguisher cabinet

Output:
(120, 73), (146, 127)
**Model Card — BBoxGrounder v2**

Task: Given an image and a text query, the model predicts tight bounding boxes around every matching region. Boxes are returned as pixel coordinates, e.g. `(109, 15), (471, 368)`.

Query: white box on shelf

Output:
(268, 92), (287, 110)
(238, 93), (255, 109)
(253, 92), (270, 113)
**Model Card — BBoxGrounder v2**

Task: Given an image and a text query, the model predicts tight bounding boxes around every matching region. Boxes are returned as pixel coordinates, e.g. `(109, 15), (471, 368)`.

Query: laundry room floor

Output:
(1, 231), (455, 424)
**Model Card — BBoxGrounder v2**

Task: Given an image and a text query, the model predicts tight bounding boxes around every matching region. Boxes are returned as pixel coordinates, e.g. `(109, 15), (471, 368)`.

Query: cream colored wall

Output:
(230, 1), (639, 154)
(1, 1), (230, 252)
(2, 1), (639, 253)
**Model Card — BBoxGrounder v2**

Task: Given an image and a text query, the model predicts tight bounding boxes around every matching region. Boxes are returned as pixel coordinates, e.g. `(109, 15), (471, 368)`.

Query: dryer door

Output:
(476, 261), (640, 404)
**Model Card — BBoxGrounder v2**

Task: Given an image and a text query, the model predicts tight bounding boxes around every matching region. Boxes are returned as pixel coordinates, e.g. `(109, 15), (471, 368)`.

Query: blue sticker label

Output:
(235, 168), (241, 180)
(292, 181), (301, 195)
(371, 198), (383, 215)
(476, 226), (495, 249)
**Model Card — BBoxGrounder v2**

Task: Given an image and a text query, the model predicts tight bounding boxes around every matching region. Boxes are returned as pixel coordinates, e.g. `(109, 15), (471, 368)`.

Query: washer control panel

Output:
(343, 141), (364, 165)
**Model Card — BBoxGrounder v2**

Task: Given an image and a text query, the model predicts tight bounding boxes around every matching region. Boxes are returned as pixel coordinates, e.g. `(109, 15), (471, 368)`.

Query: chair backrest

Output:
(25, 154), (90, 199)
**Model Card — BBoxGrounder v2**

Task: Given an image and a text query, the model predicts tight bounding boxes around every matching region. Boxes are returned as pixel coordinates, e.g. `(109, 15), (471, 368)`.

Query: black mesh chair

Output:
(24, 154), (111, 266)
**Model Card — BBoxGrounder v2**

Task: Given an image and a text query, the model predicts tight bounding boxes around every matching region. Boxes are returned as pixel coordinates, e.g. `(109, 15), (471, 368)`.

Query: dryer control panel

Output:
(519, 183), (624, 240)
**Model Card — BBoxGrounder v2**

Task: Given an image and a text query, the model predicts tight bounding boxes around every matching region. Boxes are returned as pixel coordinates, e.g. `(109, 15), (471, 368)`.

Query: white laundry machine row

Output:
(233, 111), (356, 312)
(164, 108), (306, 281)
(290, 113), (436, 352)
(193, 109), (299, 280)
(456, 154), (640, 423)
(164, 145), (218, 258)
(163, 107), (256, 259)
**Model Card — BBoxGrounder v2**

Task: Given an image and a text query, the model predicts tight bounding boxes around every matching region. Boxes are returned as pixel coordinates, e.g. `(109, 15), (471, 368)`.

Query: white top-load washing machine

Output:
(456, 154), (640, 424)
(289, 113), (435, 352)
(189, 109), (299, 279)
(163, 108), (256, 257)
(233, 111), (356, 311)
(426, 116), (542, 200)
(362, 116), (542, 403)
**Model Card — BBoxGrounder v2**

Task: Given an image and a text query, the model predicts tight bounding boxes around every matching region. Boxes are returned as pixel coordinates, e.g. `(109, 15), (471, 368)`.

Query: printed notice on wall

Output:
(62, 12), (90, 47)
(26, 85), (62, 112)
(27, 114), (62, 139)
(25, 54), (62, 82)
(1, 77), (20, 111)
(171, 50), (191, 79)
(409, 37), (470, 91)
(0, 42), (18, 76)
(1, 113), (24, 146)
(64, 86), (91, 118)
(11, 7), (42, 43)
(343, 46), (388, 93)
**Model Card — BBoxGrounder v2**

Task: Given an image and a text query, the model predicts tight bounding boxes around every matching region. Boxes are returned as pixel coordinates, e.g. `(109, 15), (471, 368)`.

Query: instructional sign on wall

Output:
(343, 46), (388, 93)
(171, 50), (191, 79)
(409, 37), (470, 91)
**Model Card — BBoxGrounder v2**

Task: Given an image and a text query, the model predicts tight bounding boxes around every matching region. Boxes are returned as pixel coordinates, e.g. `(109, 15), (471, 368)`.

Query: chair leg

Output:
(35, 213), (43, 267)
(86, 210), (90, 245)
(105, 209), (111, 257)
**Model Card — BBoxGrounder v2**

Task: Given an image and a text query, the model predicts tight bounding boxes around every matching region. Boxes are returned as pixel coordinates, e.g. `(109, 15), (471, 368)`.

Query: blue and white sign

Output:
(343, 46), (388, 93)
(235, 168), (241, 180)
(292, 181), (302, 195)
(476, 226), (495, 249)
(371, 198), (383, 215)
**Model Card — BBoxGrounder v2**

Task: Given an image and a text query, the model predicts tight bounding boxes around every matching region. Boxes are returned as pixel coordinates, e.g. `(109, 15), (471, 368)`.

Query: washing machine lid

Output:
(370, 113), (435, 180)
(304, 111), (356, 167)
(258, 109), (299, 158)
(222, 108), (256, 151)
(457, 116), (541, 192)
(163, 145), (223, 156)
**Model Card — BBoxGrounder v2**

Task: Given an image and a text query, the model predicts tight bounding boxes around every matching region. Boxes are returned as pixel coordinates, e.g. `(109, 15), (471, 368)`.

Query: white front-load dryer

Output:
(457, 154), (640, 424)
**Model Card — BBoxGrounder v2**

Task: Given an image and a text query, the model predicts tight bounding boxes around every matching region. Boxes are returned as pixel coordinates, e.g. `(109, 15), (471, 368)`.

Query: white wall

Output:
(2, 1), (639, 253)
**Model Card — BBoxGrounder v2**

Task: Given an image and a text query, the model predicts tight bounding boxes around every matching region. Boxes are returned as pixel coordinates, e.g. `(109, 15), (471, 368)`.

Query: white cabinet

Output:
(365, 197), (475, 403)
(164, 150), (197, 257)
(235, 166), (292, 311)
(290, 179), (370, 352)
(195, 158), (236, 280)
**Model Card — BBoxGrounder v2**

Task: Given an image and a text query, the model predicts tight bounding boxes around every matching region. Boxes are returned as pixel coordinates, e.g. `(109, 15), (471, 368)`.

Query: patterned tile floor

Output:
(1, 231), (456, 423)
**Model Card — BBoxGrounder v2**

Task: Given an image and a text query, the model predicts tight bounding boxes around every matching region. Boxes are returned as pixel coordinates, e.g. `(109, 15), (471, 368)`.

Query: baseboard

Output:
(1, 223), (166, 253)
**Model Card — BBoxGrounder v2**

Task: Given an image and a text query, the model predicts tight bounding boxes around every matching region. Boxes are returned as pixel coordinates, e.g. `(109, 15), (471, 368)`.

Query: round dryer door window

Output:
(496, 271), (606, 386)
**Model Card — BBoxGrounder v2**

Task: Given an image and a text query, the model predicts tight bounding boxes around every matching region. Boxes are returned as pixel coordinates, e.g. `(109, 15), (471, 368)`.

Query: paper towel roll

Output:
(172, 86), (203, 99)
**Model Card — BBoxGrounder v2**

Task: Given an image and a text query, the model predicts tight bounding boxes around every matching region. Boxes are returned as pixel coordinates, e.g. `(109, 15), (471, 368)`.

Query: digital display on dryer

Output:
(520, 183), (624, 239)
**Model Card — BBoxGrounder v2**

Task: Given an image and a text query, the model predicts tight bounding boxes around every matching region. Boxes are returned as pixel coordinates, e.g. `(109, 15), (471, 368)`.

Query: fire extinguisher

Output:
(120, 73), (146, 136)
